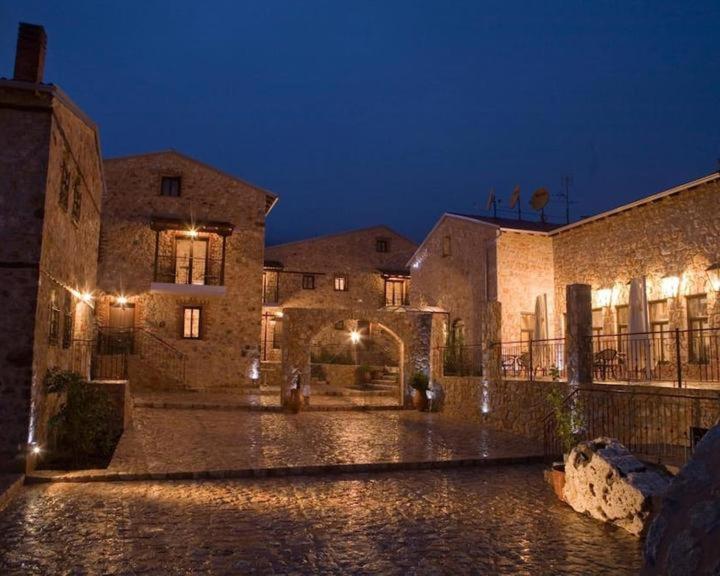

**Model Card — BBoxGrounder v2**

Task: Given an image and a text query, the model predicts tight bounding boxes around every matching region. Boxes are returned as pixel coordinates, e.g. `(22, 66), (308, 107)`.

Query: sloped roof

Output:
(447, 213), (561, 233)
(104, 149), (278, 215)
(266, 225), (416, 250)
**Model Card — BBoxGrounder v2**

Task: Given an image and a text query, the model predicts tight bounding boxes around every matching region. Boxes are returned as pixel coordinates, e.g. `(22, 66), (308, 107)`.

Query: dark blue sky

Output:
(2, 1), (719, 244)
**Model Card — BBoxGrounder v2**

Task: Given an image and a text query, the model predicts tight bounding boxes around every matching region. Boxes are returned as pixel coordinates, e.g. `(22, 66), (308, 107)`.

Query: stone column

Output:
(565, 284), (593, 387)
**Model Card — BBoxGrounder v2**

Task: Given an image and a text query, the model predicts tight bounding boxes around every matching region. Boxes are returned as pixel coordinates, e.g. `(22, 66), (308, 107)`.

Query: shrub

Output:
(410, 372), (429, 392)
(45, 368), (122, 468)
(547, 387), (586, 455)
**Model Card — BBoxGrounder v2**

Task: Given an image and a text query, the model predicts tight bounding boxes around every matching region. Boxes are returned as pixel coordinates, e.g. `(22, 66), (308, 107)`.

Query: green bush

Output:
(547, 387), (585, 454)
(45, 368), (122, 468)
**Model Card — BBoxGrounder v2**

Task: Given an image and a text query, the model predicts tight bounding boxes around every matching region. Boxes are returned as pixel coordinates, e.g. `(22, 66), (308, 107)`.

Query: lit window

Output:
(334, 274), (348, 291)
(442, 235), (451, 257)
(687, 294), (709, 363)
(161, 176), (182, 197)
(183, 307), (202, 339)
(376, 238), (389, 253)
(302, 275), (315, 290)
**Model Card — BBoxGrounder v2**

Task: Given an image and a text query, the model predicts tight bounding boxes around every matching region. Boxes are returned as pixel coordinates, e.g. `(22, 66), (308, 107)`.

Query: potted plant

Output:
(545, 387), (586, 500)
(410, 372), (429, 411)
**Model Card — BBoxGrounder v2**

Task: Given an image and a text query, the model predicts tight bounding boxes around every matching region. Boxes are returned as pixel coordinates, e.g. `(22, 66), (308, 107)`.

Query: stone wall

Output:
(410, 215), (496, 347)
(439, 376), (568, 442)
(265, 226), (417, 310)
(0, 82), (103, 471)
(98, 151), (271, 389)
(552, 179), (720, 336)
(496, 231), (555, 342)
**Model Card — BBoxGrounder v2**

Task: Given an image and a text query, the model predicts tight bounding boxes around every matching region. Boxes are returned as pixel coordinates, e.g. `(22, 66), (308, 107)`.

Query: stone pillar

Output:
(565, 284), (593, 386)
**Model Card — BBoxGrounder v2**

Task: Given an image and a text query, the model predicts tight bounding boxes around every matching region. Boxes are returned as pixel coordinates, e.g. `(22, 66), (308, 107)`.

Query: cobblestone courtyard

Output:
(98, 409), (542, 477)
(0, 465), (642, 575)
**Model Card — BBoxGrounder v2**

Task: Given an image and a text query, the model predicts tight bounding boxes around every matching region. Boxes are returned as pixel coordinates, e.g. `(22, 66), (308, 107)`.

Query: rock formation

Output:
(642, 424), (720, 576)
(563, 437), (670, 536)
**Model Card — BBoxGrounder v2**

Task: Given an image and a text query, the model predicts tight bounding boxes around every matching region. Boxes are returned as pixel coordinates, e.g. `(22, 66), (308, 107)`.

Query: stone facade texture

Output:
(552, 179), (720, 336)
(98, 151), (273, 389)
(0, 81), (103, 471)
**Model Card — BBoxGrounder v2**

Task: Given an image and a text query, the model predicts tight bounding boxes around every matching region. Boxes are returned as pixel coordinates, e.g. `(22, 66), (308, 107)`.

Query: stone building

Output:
(412, 173), (720, 380)
(260, 226), (419, 390)
(0, 24), (104, 471)
(97, 150), (277, 390)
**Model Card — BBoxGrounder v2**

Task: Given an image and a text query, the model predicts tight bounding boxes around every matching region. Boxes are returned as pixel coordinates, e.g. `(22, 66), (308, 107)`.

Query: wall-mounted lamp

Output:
(349, 330), (361, 344)
(274, 310), (284, 318)
(661, 276), (680, 299)
(706, 263), (720, 292)
(594, 288), (612, 308)
(116, 295), (128, 307)
(187, 228), (199, 238)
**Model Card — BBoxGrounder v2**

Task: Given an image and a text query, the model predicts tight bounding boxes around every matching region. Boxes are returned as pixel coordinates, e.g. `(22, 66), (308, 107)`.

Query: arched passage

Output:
(279, 307), (439, 408)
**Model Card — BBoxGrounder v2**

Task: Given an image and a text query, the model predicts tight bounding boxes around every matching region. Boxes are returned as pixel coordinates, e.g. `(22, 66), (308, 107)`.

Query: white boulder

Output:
(563, 437), (670, 536)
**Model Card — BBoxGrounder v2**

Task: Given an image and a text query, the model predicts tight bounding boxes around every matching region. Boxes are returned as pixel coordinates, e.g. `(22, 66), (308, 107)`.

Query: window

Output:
(271, 319), (282, 349)
(174, 237), (208, 285)
(71, 175), (81, 223)
(183, 307), (202, 339)
(161, 176), (182, 197)
(687, 294), (709, 363)
(49, 293), (60, 346)
(62, 295), (73, 349)
(376, 238), (389, 253)
(649, 299), (670, 362)
(302, 274), (315, 290)
(615, 305), (628, 356)
(442, 235), (451, 257)
(59, 161), (70, 210)
(334, 274), (348, 291)
(334, 320), (345, 330)
(592, 308), (604, 351)
(385, 278), (407, 306)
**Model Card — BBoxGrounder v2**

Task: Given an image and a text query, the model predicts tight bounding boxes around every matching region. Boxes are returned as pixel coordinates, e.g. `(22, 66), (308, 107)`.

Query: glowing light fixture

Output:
(706, 263), (720, 292)
(275, 310), (284, 318)
(661, 275), (680, 298)
(30, 443), (41, 455)
(594, 288), (612, 308)
(116, 295), (128, 306)
(187, 228), (199, 238)
(349, 330), (361, 344)
(80, 291), (94, 304)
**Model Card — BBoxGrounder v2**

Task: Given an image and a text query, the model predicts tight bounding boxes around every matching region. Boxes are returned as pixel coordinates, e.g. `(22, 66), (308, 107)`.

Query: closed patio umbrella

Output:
(628, 277), (652, 380)
(533, 293), (549, 371)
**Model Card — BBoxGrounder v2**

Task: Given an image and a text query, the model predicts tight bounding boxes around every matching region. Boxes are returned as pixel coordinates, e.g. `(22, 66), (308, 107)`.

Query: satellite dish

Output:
(530, 188), (550, 211)
(485, 188), (496, 211)
(509, 185), (520, 209)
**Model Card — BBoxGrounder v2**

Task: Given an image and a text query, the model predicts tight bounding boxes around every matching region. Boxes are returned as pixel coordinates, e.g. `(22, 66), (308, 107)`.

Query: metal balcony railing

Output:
(153, 255), (225, 286)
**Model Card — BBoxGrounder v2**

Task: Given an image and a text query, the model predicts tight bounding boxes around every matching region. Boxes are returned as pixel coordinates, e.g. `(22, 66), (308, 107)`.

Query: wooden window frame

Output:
(442, 235), (451, 257)
(686, 294), (709, 364)
(182, 306), (203, 340)
(334, 274), (348, 292)
(161, 176), (182, 197)
(302, 274), (315, 290)
(375, 238), (390, 253)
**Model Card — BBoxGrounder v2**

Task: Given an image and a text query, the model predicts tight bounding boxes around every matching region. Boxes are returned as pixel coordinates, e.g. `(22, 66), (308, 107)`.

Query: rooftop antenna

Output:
(559, 175), (573, 224)
(485, 188), (497, 217)
(508, 185), (521, 219)
(530, 187), (550, 222)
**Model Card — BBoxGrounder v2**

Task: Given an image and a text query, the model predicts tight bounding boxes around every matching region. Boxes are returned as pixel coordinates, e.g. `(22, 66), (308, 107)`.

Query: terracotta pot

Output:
(412, 388), (428, 411)
(286, 389), (301, 413)
(544, 466), (566, 502)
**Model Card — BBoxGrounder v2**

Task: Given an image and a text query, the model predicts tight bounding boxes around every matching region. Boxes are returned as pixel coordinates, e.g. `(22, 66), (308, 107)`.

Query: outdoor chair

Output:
(593, 348), (618, 380)
(501, 355), (517, 376)
(517, 352), (537, 378)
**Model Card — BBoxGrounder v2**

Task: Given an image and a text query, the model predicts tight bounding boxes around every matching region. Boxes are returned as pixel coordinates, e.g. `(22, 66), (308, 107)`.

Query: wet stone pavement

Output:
(104, 409), (541, 475)
(0, 465), (642, 575)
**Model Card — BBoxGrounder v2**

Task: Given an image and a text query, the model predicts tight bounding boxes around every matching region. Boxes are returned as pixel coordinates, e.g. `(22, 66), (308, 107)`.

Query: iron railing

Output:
(153, 255), (225, 286)
(135, 328), (187, 386)
(499, 338), (566, 381)
(591, 328), (720, 385)
(543, 386), (720, 465)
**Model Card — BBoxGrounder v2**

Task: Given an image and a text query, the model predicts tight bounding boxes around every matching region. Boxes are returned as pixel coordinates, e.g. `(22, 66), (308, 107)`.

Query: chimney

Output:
(13, 23), (47, 83)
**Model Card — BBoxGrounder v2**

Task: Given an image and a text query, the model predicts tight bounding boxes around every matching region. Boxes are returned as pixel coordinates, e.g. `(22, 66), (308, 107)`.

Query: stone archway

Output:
(280, 307), (438, 407)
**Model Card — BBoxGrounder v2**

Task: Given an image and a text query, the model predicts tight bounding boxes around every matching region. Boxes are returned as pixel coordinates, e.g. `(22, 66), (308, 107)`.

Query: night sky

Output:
(2, 1), (719, 244)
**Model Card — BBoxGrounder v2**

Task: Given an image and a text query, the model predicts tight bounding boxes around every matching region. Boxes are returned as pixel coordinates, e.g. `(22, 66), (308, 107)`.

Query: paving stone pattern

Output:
(106, 409), (540, 475)
(0, 465), (642, 575)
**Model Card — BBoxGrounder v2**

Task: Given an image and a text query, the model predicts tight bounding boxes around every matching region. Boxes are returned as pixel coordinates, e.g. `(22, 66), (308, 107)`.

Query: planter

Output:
(285, 389), (302, 413)
(544, 463), (566, 502)
(412, 388), (428, 411)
